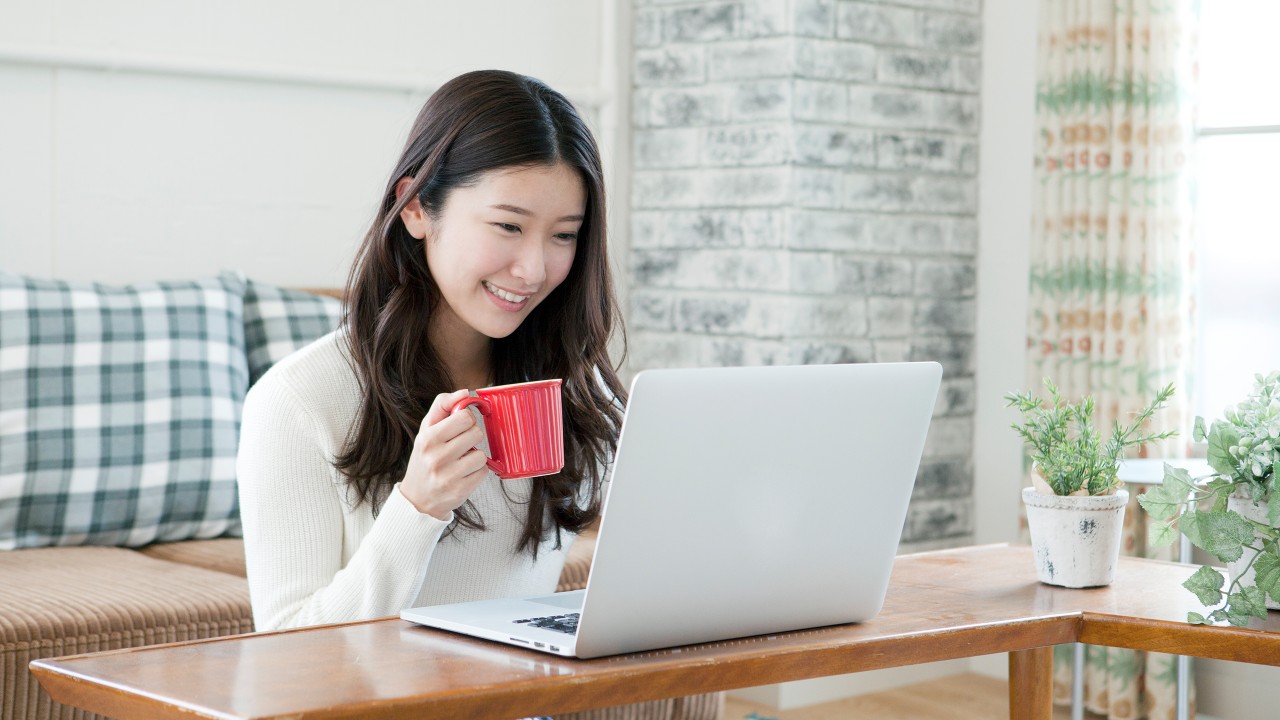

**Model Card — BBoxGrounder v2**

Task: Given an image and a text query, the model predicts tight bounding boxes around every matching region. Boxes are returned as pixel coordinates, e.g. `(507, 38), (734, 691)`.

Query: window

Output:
(1193, 2), (1280, 420)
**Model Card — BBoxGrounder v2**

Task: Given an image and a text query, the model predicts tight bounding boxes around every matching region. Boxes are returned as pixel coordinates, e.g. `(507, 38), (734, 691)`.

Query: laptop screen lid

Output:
(572, 361), (942, 658)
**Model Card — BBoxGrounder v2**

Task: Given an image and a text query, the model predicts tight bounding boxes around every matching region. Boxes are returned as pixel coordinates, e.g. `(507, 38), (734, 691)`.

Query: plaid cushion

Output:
(0, 272), (249, 549)
(242, 278), (342, 385)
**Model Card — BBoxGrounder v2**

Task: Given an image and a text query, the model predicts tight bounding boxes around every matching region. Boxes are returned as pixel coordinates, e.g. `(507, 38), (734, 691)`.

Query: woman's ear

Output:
(395, 176), (431, 240)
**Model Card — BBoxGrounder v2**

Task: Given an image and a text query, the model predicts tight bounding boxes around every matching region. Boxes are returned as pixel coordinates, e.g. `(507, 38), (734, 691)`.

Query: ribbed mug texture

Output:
(473, 379), (563, 480)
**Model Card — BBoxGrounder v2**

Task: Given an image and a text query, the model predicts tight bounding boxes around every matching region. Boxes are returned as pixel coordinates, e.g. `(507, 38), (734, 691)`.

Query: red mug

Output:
(449, 379), (564, 480)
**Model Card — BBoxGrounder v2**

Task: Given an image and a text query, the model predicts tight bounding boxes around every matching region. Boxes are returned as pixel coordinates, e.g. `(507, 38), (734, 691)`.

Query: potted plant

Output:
(1139, 371), (1280, 626)
(1007, 379), (1176, 587)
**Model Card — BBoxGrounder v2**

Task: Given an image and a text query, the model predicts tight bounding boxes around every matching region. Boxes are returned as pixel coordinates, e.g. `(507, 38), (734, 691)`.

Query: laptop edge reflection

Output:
(400, 361), (942, 659)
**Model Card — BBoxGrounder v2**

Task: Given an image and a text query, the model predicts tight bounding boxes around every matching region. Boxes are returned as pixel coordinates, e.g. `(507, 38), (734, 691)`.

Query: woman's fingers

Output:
(442, 423), (487, 459)
(400, 390), (492, 518)
(425, 406), (478, 444)
(459, 448), (490, 477)
(422, 389), (473, 430)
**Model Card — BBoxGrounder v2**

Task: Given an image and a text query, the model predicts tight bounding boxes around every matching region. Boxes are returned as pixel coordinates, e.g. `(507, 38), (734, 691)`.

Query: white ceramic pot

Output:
(1226, 493), (1280, 611)
(1022, 487), (1129, 588)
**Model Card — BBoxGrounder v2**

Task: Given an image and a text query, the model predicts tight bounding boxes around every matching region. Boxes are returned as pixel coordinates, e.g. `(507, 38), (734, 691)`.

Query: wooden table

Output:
(30, 544), (1280, 720)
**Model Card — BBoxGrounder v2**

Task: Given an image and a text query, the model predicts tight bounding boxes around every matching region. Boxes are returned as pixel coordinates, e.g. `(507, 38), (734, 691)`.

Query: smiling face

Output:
(401, 162), (586, 355)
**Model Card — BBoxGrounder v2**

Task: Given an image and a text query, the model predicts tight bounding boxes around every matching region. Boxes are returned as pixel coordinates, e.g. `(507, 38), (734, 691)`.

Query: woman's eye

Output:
(554, 233), (578, 244)
(494, 223), (520, 234)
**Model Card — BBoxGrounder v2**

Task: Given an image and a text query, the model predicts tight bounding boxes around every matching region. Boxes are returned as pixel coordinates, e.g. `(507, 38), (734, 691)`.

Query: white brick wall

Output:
(629, 0), (977, 545)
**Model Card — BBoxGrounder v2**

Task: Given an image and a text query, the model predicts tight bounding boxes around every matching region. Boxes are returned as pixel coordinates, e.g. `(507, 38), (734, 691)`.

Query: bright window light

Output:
(1193, 2), (1280, 420)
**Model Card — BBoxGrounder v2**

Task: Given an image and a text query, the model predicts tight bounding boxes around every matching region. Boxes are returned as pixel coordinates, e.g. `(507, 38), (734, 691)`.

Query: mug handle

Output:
(449, 396), (492, 417)
(448, 396), (499, 474)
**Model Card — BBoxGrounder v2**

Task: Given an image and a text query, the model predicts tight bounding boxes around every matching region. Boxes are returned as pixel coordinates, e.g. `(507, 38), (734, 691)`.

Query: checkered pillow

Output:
(242, 279), (343, 385)
(0, 272), (249, 549)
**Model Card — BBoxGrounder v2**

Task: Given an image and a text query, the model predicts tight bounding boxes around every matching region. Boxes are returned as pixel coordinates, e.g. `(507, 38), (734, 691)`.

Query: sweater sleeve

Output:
(236, 373), (451, 631)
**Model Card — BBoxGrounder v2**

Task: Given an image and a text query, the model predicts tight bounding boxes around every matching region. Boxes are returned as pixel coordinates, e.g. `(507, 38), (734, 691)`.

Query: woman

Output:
(236, 70), (626, 632)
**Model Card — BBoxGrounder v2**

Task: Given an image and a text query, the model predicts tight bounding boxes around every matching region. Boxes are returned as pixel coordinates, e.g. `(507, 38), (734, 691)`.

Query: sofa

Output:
(0, 272), (720, 720)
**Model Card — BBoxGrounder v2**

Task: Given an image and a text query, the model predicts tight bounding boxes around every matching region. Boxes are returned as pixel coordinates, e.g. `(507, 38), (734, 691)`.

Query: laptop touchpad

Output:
(527, 592), (584, 610)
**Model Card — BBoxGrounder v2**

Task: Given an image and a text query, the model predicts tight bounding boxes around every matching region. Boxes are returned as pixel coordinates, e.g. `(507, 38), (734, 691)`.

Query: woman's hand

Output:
(398, 389), (490, 520)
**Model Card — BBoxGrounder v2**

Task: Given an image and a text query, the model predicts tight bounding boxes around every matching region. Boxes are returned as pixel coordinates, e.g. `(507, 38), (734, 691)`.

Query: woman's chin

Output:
(475, 318), (524, 340)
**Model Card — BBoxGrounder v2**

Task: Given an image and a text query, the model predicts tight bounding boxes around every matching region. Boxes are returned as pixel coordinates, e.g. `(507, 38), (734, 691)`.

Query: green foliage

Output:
(1204, 421), (1240, 479)
(1146, 520), (1178, 548)
(1137, 372), (1280, 627)
(1180, 509), (1253, 564)
(1006, 379), (1176, 496)
(1227, 586), (1268, 627)
(1162, 465), (1198, 498)
(1253, 552), (1280, 601)
(1137, 488), (1179, 522)
(1181, 565), (1224, 607)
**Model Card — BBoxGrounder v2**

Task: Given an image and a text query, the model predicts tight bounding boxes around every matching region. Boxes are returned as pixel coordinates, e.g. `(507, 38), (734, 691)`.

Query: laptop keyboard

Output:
(513, 613), (580, 635)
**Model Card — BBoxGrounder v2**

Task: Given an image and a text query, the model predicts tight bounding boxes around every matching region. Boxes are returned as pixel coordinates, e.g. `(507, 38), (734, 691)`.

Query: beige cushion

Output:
(137, 537), (248, 577)
(1, 546), (253, 720)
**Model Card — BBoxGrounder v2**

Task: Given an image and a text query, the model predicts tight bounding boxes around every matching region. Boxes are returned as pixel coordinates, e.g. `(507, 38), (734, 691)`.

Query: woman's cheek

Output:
(548, 248), (577, 289)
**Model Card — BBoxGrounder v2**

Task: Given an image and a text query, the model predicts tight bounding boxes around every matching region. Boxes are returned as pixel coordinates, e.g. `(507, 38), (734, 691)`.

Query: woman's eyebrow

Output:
(489, 204), (583, 222)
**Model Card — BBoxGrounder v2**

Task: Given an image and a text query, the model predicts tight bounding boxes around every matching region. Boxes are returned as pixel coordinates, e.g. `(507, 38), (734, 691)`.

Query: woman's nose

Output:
(510, 238), (546, 286)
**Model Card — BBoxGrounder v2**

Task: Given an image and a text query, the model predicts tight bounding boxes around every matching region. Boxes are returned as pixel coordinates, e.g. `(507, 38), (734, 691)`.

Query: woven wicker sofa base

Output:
(0, 544), (254, 720)
(1, 537), (721, 720)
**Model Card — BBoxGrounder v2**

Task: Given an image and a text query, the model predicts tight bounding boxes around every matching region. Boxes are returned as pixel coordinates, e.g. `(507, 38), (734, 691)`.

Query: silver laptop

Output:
(400, 362), (942, 659)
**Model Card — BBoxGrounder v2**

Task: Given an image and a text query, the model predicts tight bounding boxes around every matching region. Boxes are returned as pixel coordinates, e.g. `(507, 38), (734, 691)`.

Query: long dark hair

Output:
(335, 70), (627, 555)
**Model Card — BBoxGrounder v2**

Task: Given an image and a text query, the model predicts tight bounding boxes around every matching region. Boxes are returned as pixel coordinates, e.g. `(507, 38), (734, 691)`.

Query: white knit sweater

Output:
(236, 331), (572, 631)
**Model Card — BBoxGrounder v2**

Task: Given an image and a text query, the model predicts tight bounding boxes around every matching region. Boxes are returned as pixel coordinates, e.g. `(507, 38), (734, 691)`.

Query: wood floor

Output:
(724, 674), (1074, 720)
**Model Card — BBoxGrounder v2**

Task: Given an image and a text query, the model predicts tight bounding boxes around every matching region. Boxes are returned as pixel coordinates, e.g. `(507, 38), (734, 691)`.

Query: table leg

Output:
(1009, 647), (1054, 720)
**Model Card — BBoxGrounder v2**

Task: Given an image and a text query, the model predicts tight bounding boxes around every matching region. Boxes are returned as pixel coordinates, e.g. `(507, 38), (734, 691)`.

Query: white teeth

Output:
(484, 281), (530, 304)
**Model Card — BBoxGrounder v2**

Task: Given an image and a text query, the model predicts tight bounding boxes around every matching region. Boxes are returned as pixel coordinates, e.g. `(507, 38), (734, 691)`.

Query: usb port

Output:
(534, 642), (545, 648)
(550, 645), (560, 652)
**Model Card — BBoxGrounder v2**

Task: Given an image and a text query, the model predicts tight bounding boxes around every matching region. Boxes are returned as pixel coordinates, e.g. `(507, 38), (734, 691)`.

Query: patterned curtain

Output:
(1030, 0), (1196, 718)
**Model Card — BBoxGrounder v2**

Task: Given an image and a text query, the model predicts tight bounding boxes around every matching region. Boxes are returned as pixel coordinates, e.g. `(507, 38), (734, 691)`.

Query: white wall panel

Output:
(0, 0), (52, 44)
(50, 71), (415, 284)
(50, 0), (602, 89)
(968, 0), (1037, 684)
(1, 0), (612, 287)
(0, 65), (53, 274)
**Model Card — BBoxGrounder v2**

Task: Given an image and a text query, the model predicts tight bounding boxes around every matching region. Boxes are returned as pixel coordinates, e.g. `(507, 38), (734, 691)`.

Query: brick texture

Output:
(629, 0), (979, 547)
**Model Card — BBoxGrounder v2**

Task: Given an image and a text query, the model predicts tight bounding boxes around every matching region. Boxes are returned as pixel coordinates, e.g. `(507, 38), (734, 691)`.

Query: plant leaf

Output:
(1162, 464), (1197, 499)
(1193, 416), (1207, 443)
(1138, 485), (1182, 521)
(1270, 491), (1280, 528)
(1179, 509), (1205, 548)
(1182, 565), (1225, 606)
(1147, 521), (1179, 548)
(1254, 551), (1280, 604)
(1205, 421), (1241, 478)
(1187, 611), (1208, 625)
(1226, 586), (1268, 626)
(1211, 486), (1231, 513)
(1245, 480), (1264, 502)
(1181, 510), (1255, 563)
